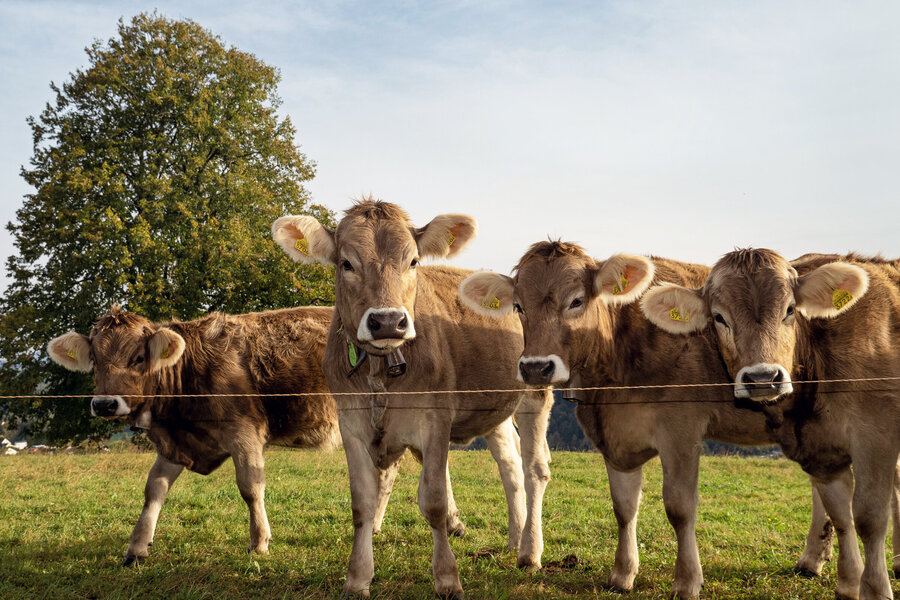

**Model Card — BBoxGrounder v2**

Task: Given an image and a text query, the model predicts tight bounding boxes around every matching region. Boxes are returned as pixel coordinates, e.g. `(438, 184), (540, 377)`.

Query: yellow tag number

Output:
(66, 348), (77, 360)
(670, 307), (689, 322)
(613, 274), (629, 295)
(447, 232), (456, 247)
(160, 347), (170, 359)
(832, 289), (853, 310)
(482, 297), (501, 310)
(295, 238), (310, 255)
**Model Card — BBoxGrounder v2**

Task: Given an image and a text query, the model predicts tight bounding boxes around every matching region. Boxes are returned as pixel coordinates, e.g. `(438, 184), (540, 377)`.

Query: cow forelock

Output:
(333, 205), (420, 354)
(707, 250), (799, 400)
(512, 247), (600, 384)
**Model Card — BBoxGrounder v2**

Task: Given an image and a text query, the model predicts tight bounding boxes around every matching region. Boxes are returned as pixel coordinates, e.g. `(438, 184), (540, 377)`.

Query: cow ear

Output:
(415, 214), (478, 259)
(459, 271), (515, 318)
(796, 262), (869, 319)
(148, 328), (186, 372)
(640, 283), (708, 334)
(47, 332), (92, 372)
(272, 215), (337, 265)
(594, 254), (655, 306)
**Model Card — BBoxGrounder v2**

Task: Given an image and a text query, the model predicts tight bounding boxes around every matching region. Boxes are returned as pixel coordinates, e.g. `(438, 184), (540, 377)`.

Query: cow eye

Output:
(568, 297), (584, 310)
(132, 355), (144, 366)
(513, 303), (523, 314)
(713, 313), (729, 328)
(410, 258), (418, 269)
(341, 260), (353, 272)
(785, 305), (795, 320)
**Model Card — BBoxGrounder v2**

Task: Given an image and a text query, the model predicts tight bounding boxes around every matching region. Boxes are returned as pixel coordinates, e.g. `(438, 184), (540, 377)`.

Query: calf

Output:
(460, 241), (855, 599)
(641, 249), (900, 600)
(273, 199), (553, 599)
(47, 306), (342, 565)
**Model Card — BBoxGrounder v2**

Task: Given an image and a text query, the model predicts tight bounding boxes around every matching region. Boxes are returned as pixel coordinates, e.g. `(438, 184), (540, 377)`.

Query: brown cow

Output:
(272, 200), (553, 599)
(460, 241), (857, 599)
(641, 249), (900, 600)
(46, 306), (346, 566)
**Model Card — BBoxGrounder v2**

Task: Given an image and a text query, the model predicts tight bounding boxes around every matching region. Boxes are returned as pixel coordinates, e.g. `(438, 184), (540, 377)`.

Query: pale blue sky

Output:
(2, 1), (899, 295)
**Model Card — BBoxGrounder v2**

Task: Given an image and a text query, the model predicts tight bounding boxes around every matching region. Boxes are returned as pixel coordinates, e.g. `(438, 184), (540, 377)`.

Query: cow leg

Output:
(514, 393), (552, 570)
(660, 444), (703, 599)
(891, 460), (900, 578)
(343, 433), (382, 598)
(124, 454), (184, 566)
(814, 471), (863, 599)
(606, 461), (643, 593)
(373, 460), (400, 535)
(444, 461), (466, 537)
(233, 444), (271, 554)
(418, 429), (465, 599)
(484, 417), (526, 551)
(851, 449), (896, 600)
(796, 478), (835, 576)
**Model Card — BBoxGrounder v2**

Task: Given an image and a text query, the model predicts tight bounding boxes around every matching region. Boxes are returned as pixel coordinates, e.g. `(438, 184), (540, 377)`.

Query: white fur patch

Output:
(734, 363), (793, 400)
(517, 355), (570, 384)
(90, 395), (130, 417)
(357, 307), (416, 343)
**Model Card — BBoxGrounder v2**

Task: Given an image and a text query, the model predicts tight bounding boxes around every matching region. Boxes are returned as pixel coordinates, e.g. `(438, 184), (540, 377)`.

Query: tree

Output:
(0, 13), (334, 444)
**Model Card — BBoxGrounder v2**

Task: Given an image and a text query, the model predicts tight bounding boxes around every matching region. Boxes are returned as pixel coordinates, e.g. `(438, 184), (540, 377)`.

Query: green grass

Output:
(0, 449), (894, 599)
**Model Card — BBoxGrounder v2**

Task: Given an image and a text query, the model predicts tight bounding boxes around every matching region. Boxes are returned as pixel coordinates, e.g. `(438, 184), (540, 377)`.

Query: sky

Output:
(1, 1), (899, 295)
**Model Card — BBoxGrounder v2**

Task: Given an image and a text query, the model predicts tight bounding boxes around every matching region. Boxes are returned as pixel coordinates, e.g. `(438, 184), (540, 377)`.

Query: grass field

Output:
(1, 448), (895, 599)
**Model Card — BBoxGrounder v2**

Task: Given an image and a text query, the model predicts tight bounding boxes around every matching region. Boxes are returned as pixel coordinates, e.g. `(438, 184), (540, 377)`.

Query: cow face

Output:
(273, 199), (476, 355)
(641, 249), (869, 403)
(460, 241), (654, 385)
(47, 309), (185, 424)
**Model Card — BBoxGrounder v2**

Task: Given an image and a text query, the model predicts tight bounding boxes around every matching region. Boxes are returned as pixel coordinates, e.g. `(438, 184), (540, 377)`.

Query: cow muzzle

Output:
(734, 363), (793, 402)
(90, 395), (130, 418)
(357, 307), (416, 350)
(518, 355), (570, 385)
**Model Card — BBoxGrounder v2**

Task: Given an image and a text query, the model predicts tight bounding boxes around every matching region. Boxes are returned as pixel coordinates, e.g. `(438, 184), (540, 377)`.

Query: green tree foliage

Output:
(0, 13), (334, 443)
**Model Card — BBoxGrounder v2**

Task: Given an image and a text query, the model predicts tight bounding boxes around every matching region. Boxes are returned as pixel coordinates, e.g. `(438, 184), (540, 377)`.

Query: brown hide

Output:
(88, 306), (337, 473)
(511, 243), (768, 466)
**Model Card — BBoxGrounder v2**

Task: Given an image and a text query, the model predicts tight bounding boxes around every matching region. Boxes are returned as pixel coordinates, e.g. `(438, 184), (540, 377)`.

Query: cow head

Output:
(272, 198), (477, 355)
(47, 307), (185, 424)
(640, 248), (869, 403)
(459, 241), (654, 385)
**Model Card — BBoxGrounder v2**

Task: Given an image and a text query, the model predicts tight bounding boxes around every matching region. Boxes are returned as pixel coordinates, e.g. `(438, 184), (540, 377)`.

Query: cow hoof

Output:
(794, 566), (819, 579)
(448, 522), (466, 537)
(438, 593), (465, 600)
(517, 559), (541, 573)
(122, 555), (144, 567)
(604, 583), (629, 595)
(339, 589), (370, 599)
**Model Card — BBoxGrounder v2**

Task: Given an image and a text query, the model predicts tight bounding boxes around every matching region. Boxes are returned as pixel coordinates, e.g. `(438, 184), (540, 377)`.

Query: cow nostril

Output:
(772, 370), (784, 383)
(397, 315), (408, 330)
(540, 362), (554, 377)
(367, 313), (381, 332)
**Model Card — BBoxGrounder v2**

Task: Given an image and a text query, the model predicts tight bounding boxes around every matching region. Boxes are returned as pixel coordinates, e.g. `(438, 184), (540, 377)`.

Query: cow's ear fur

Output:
(459, 271), (515, 318)
(47, 332), (92, 372)
(148, 328), (186, 372)
(796, 262), (869, 319)
(416, 214), (478, 259)
(595, 254), (655, 306)
(272, 215), (336, 265)
(640, 283), (708, 334)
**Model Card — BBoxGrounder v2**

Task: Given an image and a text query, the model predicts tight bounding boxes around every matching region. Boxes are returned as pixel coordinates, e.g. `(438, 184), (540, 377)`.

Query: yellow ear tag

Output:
(66, 348), (77, 360)
(160, 347), (170, 359)
(447, 231), (456, 247)
(832, 289), (853, 310)
(481, 297), (501, 310)
(612, 274), (629, 295)
(294, 238), (310, 255)
(669, 307), (690, 322)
